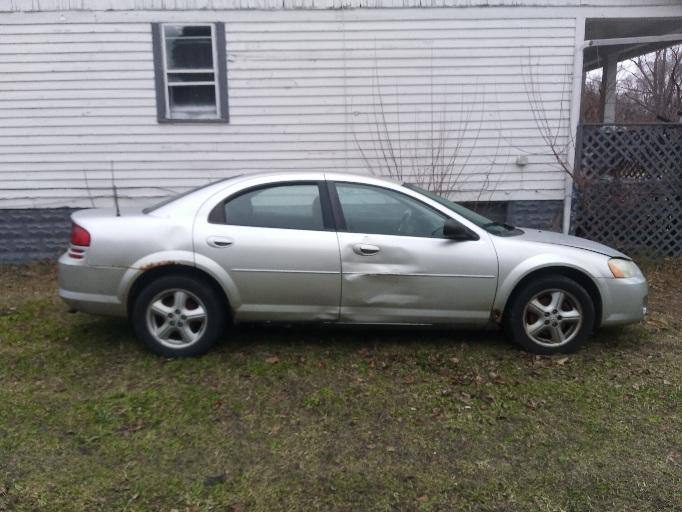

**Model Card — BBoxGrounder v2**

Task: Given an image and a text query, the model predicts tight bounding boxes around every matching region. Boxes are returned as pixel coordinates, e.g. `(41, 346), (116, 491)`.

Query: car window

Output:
(335, 182), (447, 237)
(223, 183), (324, 231)
(404, 183), (521, 236)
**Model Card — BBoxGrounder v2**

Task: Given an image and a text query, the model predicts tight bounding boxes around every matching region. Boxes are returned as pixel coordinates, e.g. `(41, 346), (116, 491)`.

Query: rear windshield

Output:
(143, 176), (241, 213)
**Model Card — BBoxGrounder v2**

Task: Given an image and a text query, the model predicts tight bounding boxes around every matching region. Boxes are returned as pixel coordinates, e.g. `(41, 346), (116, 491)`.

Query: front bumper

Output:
(598, 274), (648, 326)
(58, 253), (127, 317)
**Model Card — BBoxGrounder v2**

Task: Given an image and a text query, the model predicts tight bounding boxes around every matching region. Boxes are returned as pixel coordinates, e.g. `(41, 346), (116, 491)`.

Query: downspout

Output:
(563, 17), (586, 234)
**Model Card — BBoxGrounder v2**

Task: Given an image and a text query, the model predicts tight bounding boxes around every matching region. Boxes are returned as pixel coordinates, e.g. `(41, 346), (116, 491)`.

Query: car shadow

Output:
(219, 322), (511, 354)
(65, 313), (644, 359)
(65, 313), (511, 356)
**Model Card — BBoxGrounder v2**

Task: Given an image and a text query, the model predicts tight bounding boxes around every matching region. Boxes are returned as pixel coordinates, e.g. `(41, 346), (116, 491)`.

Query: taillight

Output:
(70, 223), (91, 247)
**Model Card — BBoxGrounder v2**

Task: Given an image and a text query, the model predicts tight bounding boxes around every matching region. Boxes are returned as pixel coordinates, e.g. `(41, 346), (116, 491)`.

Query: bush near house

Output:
(1, 261), (681, 511)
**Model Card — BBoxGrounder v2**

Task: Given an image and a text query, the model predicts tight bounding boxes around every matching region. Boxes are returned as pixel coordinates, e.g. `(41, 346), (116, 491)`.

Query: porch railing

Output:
(571, 123), (682, 257)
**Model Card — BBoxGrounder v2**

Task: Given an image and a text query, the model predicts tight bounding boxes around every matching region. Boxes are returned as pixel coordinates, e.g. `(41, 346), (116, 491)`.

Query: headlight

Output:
(608, 258), (641, 278)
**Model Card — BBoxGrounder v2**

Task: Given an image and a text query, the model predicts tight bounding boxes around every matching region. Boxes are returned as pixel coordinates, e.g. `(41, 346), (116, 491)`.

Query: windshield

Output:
(404, 184), (518, 236)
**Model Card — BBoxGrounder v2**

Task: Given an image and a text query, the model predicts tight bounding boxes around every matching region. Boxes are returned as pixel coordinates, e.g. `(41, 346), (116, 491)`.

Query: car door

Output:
(193, 180), (341, 322)
(331, 181), (498, 325)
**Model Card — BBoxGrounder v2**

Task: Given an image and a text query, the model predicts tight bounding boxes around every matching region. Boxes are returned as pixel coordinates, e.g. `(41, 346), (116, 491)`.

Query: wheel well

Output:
(126, 264), (230, 317)
(502, 266), (603, 327)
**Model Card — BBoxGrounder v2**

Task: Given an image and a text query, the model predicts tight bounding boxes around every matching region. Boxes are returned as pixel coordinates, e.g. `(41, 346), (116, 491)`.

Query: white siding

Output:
(1, 0), (678, 11)
(0, 3), (678, 208)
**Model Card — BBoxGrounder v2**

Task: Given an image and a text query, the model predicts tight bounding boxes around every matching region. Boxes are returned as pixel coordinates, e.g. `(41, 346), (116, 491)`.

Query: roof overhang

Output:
(583, 17), (682, 72)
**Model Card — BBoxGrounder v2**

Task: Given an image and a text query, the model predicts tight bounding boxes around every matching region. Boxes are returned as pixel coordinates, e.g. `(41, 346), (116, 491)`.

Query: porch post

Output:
(601, 57), (618, 123)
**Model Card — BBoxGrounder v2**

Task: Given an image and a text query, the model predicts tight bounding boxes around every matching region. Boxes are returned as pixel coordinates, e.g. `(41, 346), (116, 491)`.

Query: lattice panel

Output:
(571, 124), (682, 257)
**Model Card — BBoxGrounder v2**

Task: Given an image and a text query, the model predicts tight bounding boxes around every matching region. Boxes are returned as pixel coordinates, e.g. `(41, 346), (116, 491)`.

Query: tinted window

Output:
(224, 184), (324, 231)
(335, 183), (446, 237)
(404, 183), (520, 236)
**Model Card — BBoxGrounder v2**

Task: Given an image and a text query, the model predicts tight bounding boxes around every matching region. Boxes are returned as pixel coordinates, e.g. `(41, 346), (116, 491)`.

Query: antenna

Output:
(110, 161), (121, 217)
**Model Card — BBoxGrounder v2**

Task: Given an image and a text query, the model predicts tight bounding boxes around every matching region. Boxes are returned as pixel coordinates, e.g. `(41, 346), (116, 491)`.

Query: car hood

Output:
(514, 228), (628, 258)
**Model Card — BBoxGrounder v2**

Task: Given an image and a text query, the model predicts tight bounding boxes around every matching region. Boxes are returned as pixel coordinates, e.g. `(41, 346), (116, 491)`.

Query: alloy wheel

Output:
(522, 288), (583, 347)
(146, 288), (208, 348)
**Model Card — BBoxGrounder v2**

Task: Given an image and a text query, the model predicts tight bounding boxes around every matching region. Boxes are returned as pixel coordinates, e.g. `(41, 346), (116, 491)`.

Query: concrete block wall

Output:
(0, 208), (75, 264)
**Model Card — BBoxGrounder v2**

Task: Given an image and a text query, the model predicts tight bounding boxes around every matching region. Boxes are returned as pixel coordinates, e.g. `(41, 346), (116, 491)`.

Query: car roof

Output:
(148, 171), (401, 216)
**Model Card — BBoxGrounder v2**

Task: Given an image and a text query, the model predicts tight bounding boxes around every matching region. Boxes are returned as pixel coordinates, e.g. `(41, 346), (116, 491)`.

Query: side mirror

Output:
(443, 219), (479, 241)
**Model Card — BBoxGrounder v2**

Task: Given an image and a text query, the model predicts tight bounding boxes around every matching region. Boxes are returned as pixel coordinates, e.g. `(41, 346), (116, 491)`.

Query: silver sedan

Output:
(58, 172), (648, 356)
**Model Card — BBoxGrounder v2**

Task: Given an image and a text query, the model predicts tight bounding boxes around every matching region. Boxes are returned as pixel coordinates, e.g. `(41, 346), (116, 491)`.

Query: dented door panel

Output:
(338, 232), (498, 324)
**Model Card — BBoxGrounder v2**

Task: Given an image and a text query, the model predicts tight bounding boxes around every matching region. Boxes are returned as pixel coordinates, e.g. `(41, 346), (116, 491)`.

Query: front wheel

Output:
(504, 275), (595, 354)
(132, 274), (226, 357)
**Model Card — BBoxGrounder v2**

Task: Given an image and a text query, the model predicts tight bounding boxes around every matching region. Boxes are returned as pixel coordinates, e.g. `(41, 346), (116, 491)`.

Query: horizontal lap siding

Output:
(0, 10), (576, 208)
(1, 0), (677, 11)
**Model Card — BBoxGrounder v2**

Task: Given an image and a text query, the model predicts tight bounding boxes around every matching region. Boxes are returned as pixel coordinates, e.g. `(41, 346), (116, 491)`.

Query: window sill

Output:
(158, 117), (230, 124)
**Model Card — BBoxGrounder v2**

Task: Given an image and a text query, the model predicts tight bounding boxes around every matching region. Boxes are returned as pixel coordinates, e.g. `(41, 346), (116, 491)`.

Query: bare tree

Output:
(352, 65), (505, 204)
(522, 57), (577, 182)
(580, 73), (602, 123)
(620, 46), (681, 123)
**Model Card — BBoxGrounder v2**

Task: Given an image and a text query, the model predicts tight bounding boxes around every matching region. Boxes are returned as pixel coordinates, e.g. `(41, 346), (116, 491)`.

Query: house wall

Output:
(0, 1), (678, 262)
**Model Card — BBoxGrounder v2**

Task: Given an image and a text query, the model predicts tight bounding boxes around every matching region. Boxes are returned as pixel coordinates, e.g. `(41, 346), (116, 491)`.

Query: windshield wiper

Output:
(482, 221), (515, 231)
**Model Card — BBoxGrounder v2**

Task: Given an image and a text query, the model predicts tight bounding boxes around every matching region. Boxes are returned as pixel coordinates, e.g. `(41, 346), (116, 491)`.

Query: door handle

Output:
(353, 243), (380, 256)
(207, 236), (234, 248)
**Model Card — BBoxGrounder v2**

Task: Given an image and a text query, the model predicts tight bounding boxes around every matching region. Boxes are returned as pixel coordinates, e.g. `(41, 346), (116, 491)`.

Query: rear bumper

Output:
(58, 253), (127, 317)
(598, 275), (648, 326)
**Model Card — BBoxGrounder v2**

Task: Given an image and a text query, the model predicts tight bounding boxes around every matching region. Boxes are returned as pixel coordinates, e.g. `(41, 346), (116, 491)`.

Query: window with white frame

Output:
(152, 23), (229, 122)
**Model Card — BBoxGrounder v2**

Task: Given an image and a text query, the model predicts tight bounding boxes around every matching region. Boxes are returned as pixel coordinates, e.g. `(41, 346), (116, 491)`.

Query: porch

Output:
(571, 17), (682, 256)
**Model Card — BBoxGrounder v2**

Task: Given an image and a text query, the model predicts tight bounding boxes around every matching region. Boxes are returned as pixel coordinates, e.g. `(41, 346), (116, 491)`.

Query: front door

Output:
(194, 181), (341, 322)
(331, 182), (498, 325)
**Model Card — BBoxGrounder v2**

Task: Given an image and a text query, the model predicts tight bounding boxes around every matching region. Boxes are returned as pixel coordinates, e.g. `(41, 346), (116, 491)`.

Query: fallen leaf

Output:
(417, 495), (429, 502)
(404, 375), (416, 384)
(265, 356), (280, 364)
(204, 474), (226, 486)
(457, 392), (472, 404)
(556, 357), (570, 366)
(450, 357), (460, 364)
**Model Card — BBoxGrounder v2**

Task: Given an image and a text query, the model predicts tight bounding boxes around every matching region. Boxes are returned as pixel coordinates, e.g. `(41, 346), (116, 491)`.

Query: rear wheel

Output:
(504, 275), (595, 354)
(132, 274), (226, 357)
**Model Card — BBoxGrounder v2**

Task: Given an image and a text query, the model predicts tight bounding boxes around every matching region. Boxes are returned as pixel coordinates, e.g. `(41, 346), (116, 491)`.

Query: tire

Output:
(131, 274), (227, 357)
(504, 275), (595, 355)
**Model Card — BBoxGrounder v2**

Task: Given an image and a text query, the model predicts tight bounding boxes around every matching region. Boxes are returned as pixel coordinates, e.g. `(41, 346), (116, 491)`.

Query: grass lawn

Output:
(1, 260), (681, 512)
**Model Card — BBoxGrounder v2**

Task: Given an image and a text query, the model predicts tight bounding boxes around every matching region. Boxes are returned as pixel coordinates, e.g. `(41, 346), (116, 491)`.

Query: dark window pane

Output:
(224, 185), (324, 231)
(169, 85), (217, 117)
(167, 72), (215, 83)
(165, 38), (213, 69)
(335, 183), (445, 237)
(164, 25), (211, 38)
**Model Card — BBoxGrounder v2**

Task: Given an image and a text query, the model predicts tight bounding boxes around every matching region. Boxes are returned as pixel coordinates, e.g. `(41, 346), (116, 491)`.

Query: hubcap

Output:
(146, 289), (207, 348)
(522, 289), (582, 347)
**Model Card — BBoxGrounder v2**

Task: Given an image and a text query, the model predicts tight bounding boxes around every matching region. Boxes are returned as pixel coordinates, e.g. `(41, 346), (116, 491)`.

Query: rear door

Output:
(193, 180), (341, 322)
(331, 181), (498, 325)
